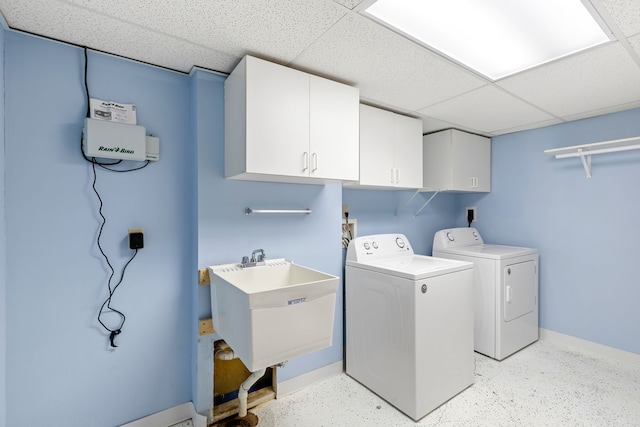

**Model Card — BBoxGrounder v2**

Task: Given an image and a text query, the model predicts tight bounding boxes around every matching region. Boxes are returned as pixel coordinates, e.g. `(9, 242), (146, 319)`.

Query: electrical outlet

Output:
(466, 207), (477, 223)
(342, 218), (357, 248)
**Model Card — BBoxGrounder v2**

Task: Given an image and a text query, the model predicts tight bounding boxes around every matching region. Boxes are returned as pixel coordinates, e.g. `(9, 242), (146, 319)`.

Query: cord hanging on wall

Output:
(82, 47), (150, 348)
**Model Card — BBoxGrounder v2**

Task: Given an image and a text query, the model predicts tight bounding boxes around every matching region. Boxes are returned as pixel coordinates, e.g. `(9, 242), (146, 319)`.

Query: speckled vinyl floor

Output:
(251, 340), (640, 426)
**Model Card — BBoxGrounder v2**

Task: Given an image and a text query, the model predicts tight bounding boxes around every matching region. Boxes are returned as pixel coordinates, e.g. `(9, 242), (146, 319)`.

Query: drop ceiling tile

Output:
(560, 99), (640, 123)
(497, 42), (640, 118)
(63, 0), (348, 65)
(630, 33), (640, 55)
(417, 85), (559, 134)
(332, 0), (366, 9)
(599, 0), (640, 37)
(0, 0), (237, 72)
(290, 12), (487, 112)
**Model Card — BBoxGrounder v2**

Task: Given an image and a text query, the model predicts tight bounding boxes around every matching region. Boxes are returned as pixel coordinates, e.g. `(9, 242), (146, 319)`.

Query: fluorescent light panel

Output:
(363, 0), (613, 80)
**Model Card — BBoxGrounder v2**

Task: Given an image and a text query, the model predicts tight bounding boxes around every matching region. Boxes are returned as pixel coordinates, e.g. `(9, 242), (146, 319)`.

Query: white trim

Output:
(119, 402), (207, 427)
(540, 328), (640, 367)
(275, 360), (344, 398)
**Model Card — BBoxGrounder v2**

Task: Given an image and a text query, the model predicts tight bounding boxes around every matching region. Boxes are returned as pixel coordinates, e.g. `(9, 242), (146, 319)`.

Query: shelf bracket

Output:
(578, 148), (592, 178)
(395, 190), (420, 216)
(414, 191), (439, 217)
(544, 136), (640, 179)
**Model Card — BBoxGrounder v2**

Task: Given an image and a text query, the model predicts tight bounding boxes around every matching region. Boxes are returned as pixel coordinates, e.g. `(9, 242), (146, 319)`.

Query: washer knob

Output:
(395, 237), (405, 248)
(446, 232), (455, 241)
(363, 242), (370, 250)
(372, 241), (378, 249)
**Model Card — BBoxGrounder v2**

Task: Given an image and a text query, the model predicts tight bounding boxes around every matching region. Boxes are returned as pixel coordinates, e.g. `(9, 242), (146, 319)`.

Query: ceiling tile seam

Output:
(411, 84), (489, 113)
(55, 0), (239, 69)
(489, 83), (566, 122)
(411, 82), (563, 125)
(287, 9), (351, 70)
(588, 0), (640, 69)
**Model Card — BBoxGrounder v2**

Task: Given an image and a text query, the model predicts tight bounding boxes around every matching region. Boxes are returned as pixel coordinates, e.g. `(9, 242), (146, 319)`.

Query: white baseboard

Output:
(275, 360), (344, 398)
(540, 328), (640, 367)
(119, 402), (207, 427)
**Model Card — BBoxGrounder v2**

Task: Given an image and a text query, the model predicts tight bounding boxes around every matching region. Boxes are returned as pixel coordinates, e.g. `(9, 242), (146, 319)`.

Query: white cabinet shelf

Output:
(225, 55), (359, 184)
(422, 129), (491, 192)
(544, 136), (640, 178)
(349, 104), (423, 189)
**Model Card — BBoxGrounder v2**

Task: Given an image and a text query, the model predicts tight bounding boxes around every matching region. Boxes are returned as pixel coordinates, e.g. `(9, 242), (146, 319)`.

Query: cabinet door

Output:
(422, 131), (452, 191)
(393, 114), (423, 188)
(245, 56), (310, 177)
(309, 76), (359, 180)
(451, 130), (491, 191)
(359, 104), (395, 186)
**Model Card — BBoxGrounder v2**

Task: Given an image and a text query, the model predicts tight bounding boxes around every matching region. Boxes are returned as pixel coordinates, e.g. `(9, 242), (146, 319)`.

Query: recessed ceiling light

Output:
(362, 0), (614, 80)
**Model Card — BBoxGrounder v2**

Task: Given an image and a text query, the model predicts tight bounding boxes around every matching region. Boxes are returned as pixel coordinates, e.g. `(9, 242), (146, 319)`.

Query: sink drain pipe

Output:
(238, 368), (267, 417)
(214, 341), (267, 418)
(214, 341), (238, 361)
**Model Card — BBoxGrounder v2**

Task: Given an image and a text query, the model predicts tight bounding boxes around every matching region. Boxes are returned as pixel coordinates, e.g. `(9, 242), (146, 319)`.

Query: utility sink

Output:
(208, 259), (338, 372)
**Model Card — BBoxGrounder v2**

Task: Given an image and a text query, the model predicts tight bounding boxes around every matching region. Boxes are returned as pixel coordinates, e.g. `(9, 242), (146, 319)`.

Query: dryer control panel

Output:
(433, 227), (484, 251)
(346, 234), (413, 262)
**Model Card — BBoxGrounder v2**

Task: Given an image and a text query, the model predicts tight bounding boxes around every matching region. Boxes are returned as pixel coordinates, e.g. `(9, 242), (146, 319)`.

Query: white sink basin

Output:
(208, 259), (338, 372)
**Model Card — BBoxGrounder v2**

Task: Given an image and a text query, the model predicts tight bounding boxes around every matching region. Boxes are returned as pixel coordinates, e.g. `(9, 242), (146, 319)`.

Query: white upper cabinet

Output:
(354, 104), (423, 189)
(225, 55), (359, 183)
(422, 129), (491, 192)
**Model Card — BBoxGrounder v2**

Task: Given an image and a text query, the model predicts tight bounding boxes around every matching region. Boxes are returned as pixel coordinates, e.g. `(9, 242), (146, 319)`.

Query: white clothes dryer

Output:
(346, 234), (474, 421)
(433, 227), (539, 360)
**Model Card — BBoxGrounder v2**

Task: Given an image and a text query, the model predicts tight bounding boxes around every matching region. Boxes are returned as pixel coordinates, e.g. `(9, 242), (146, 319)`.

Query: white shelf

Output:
(245, 208), (312, 215)
(544, 136), (640, 178)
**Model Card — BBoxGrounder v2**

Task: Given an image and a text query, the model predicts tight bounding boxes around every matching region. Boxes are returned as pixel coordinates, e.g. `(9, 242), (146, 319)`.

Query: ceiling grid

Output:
(0, 0), (638, 136)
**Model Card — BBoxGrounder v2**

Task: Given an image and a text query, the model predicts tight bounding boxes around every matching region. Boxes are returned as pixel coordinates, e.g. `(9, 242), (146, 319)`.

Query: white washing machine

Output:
(346, 234), (475, 421)
(433, 227), (539, 361)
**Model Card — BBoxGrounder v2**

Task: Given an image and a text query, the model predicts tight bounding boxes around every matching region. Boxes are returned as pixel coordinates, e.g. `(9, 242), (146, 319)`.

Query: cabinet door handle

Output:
(303, 152), (309, 172)
(312, 152), (318, 172)
(396, 169), (400, 184)
(390, 168), (395, 184)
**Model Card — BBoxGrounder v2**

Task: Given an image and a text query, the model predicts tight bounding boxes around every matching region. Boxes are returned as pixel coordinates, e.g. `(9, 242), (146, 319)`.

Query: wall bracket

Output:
(544, 136), (640, 178)
(414, 191), (440, 217)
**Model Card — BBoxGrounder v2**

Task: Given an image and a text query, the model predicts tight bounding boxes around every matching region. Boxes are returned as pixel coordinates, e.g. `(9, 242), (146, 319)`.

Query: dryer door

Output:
(503, 260), (536, 322)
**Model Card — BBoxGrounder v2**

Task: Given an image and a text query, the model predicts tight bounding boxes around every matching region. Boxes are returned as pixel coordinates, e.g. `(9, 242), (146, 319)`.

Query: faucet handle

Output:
(242, 256), (249, 265)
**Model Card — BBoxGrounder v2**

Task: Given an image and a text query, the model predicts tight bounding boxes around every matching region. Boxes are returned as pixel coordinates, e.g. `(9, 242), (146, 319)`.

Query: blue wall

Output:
(458, 108), (640, 355)
(0, 14), (7, 427)
(342, 189), (459, 255)
(4, 32), (193, 426)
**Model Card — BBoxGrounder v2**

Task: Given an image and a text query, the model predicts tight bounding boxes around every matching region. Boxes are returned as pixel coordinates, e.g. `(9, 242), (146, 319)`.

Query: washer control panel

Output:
(346, 234), (413, 262)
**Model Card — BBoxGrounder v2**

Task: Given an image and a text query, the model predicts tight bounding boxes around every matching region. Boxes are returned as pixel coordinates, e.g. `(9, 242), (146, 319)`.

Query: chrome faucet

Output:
(251, 249), (265, 263)
(241, 249), (266, 268)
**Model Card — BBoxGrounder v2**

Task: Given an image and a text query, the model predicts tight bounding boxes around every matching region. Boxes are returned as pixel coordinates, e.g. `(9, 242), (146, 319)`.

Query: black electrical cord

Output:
(82, 48), (121, 167)
(93, 157), (139, 347)
(82, 46), (148, 347)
